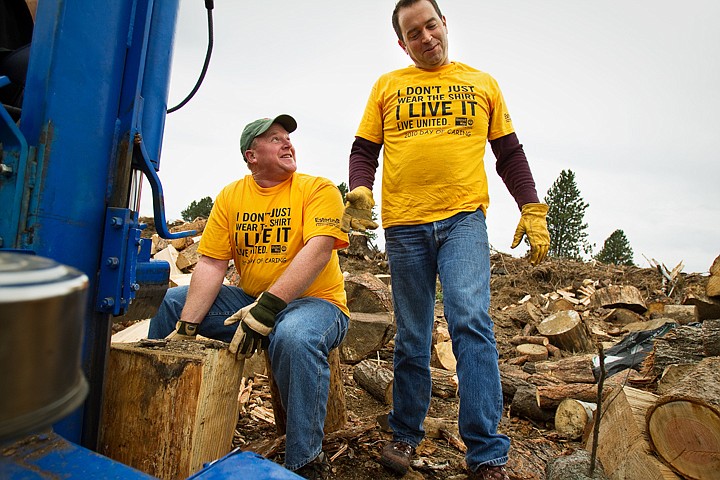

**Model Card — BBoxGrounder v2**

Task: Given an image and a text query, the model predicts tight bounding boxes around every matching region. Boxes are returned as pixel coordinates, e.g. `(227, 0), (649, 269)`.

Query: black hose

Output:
(167, 1), (214, 113)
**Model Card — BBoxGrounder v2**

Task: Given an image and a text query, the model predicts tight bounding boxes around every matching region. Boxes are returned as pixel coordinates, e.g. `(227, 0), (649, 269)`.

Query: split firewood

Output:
(707, 255), (720, 297)
(591, 284), (647, 313)
(176, 241), (201, 271)
(537, 310), (595, 353)
(682, 293), (720, 321)
(661, 304), (698, 325)
(431, 340), (457, 371)
(510, 335), (549, 346)
(646, 357), (720, 480)
(508, 301), (544, 330)
(339, 312), (394, 363)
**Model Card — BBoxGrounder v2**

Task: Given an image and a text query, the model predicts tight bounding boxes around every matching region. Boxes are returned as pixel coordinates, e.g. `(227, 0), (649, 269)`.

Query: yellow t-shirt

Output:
(198, 173), (349, 316)
(356, 62), (515, 228)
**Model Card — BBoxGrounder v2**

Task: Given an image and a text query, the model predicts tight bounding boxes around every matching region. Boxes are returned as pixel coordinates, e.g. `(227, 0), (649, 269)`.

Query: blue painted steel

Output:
(2, 0), (187, 447)
(0, 431), (156, 479)
(189, 450), (302, 479)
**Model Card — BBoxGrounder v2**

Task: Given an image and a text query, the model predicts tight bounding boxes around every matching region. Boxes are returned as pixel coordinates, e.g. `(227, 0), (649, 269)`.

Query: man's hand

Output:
(511, 203), (550, 266)
(224, 292), (287, 359)
(341, 186), (379, 233)
(165, 320), (199, 341)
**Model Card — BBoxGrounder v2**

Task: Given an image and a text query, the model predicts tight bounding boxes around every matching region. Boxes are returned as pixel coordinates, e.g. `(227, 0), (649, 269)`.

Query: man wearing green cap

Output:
(149, 114), (348, 479)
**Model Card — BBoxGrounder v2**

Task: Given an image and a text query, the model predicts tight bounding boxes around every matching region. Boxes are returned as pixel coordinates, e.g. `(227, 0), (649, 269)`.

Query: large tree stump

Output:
(537, 310), (595, 353)
(99, 340), (243, 480)
(586, 386), (680, 480)
(646, 357), (720, 480)
(264, 349), (346, 435)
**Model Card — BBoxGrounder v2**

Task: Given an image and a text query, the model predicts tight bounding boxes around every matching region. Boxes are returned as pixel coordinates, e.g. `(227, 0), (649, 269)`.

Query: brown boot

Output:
(379, 441), (415, 476)
(467, 464), (510, 480)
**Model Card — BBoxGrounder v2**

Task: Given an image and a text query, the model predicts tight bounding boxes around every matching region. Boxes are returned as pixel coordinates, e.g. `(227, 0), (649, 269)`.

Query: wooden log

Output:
(527, 354), (596, 384)
(648, 325), (705, 376)
(554, 398), (596, 440)
(510, 385), (555, 423)
(707, 255), (720, 298)
(546, 449), (610, 480)
(682, 293), (720, 321)
(536, 383), (610, 410)
(499, 364), (534, 400)
(702, 318), (720, 356)
(510, 335), (549, 346)
(537, 310), (595, 353)
(264, 348), (346, 436)
(353, 359), (393, 404)
(662, 304), (698, 325)
(353, 359), (458, 404)
(508, 301), (544, 330)
(646, 357), (720, 480)
(176, 241), (201, 271)
(431, 340), (457, 371)
(99, 339), (243, 480)
(516, 343), (548, 362)
(585, 386), (680, 480)
(591, 285), (647, 313)
(339, 312), (394, 364)
(343, 272), (393, 313)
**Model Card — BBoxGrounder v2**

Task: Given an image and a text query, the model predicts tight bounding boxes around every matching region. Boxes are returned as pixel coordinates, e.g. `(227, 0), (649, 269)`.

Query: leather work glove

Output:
(341, 186), (379, 233)
(511, 203), (550, 266)
(224, 292), (287, 359)
(165, 320), (199, 340)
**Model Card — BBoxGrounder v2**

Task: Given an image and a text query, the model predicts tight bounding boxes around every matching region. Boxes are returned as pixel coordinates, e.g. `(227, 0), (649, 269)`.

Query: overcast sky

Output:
(141, 0), (720, 274)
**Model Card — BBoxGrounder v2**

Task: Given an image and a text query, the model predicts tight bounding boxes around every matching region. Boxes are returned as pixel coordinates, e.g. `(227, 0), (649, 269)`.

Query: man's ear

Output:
(397, 39), (408, 54)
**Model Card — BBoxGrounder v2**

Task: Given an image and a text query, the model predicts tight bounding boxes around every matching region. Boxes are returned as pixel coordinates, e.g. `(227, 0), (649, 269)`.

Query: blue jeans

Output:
(148, 285), (349, 471)
(384, 209), (510, 469)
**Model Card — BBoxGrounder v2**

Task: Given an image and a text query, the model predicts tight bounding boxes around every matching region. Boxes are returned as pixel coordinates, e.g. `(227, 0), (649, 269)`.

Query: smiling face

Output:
(246, 123), (297, 186)
(396, 0), (449, 70)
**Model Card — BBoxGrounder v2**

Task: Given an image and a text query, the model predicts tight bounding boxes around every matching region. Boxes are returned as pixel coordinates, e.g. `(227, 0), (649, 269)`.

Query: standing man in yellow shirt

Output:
(150, 114), (348, 479)
(344, 1), (550, 478)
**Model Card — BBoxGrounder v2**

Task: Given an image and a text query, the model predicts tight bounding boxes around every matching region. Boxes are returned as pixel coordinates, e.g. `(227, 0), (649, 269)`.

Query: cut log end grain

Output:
(647, 400), (720, 479)
(515, 343), (548, 362)
(537, 310), (595, 353)
(554, 398), (596, 440)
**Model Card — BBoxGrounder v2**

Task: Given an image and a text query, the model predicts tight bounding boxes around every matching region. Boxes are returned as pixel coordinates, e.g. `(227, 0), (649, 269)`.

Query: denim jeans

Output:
(384, 209), (510, 469)
(148, 285), (349, 471)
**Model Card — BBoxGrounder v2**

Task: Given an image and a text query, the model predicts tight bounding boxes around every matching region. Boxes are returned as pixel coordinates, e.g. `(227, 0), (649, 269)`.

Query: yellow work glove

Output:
(511, 203), (550, 266)
(341, 186), (379, 233)
(224, 292), (287, 360)
(165, 320), (198, 340)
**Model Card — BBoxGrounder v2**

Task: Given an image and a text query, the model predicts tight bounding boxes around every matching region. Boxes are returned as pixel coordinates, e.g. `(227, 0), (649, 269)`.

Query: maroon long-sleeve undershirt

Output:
(348, 132), (539, 210)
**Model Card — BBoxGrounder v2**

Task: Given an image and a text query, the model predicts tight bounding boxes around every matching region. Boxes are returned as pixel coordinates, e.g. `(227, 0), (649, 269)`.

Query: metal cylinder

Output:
(0, 252), (89, 442)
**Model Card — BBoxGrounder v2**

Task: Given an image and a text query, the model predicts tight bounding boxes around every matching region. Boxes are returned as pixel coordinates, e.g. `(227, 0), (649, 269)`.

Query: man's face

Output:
(397, 0), (449, 70)
(247, 124), (297, 181)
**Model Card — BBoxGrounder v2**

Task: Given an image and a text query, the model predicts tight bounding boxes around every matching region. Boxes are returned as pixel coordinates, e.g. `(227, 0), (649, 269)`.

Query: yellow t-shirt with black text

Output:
(198, 173), (349, 316)
(356, 62), (515, 227)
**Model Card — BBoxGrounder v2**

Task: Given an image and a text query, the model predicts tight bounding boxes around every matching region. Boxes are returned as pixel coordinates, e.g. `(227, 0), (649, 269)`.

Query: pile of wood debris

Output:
(136, 218), (720, 480)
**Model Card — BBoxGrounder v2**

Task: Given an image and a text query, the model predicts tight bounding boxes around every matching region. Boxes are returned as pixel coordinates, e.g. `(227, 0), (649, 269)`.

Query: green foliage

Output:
(181, 196), (213, 222)
(543, 170), (592, 260)
(336, 182), (378, 243)
(594, 229), (634, 266)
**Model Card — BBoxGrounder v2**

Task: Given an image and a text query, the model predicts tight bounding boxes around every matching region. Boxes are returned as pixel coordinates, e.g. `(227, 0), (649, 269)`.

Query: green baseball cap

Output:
(240, 114), (297, 161)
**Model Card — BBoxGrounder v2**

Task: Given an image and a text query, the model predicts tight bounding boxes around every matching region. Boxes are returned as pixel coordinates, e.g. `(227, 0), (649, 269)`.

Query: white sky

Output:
(142, 0), (720, 274)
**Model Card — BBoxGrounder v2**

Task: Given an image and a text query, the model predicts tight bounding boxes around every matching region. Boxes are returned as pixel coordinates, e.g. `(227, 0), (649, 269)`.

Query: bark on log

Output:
(646, 357), (720, 480)
(353, 359), (394, 405)
(526, 354), (597, 384)
(702, 318), (720, 356)
(591, 285), (647, 313)
(264, 349), (346, 435)
(99, 340), (243, 480)
(648, 325), (705, 376)
(508, 301), (544, 330)
(353, 359), (458, 404)
(344, 272), (393, 313)
(585, 386), (680, 480)
(536, 383), (611, 410)
(510, 335), (549, 346)
(537, 310), (595, 353)
(510, 385), (555, 424)
(682, 293), (720, 321)
(339, 312), (394, 363)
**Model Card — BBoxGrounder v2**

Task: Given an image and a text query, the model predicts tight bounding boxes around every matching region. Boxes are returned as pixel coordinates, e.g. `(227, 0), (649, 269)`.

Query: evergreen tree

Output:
(543, 170), (591, 260)
(181, 196), (213, 221)
(595, 229), (634, 266)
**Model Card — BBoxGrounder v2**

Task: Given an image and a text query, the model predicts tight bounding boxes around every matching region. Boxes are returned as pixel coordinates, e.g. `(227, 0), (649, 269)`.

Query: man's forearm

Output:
(491, 133), (540, 209)
(180, 255), (229, 324)
(349, 136), (381, 190)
